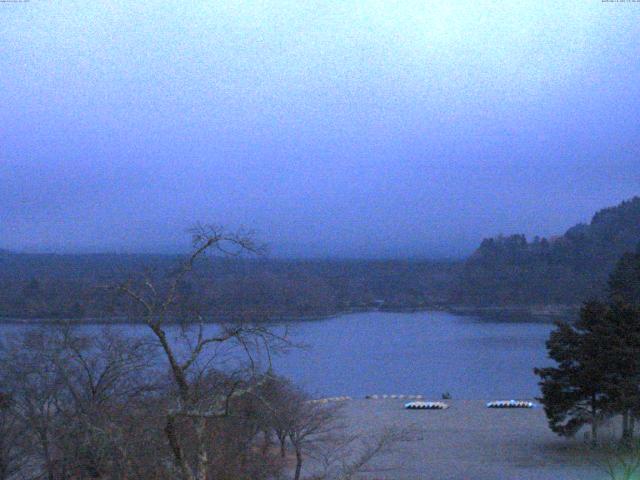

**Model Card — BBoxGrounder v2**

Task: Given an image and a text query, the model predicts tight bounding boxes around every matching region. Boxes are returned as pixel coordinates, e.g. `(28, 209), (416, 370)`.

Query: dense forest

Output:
(1, 197), (639, 321)
(0, 253), (457, 320)
(452, 196), (640, 306)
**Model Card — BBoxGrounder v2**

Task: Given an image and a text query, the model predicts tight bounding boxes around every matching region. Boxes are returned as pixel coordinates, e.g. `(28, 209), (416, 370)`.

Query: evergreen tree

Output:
(601, 302), (640, 442)
(535, 301), (613, 445)
(609, 247), (640, 308)
(606, 247), (640, 441)
(536, 299), (640, 444)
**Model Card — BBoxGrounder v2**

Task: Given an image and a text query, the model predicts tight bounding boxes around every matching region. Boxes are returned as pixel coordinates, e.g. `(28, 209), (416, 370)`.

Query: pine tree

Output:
(606, 247), (640, 441)
(609, 247), (640, 308)
(535, 301), (613, 445)
(600, 302), (640, 443)
(537, 247), (640, 445)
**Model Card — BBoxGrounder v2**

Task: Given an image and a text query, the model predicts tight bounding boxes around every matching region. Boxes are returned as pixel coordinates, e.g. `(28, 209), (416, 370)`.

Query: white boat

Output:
(486, 400), (534, 409)
(404, 401), (448, 410)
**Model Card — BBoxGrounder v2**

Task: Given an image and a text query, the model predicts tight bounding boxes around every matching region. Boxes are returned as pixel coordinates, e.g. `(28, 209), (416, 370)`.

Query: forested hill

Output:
(0, 254), (456, 320)
(452, 197), (640, 306)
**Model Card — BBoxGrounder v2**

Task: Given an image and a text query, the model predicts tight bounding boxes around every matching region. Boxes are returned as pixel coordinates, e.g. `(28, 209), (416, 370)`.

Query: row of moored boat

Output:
(404, 400), (535, 410)
(308, 397), (536, 409)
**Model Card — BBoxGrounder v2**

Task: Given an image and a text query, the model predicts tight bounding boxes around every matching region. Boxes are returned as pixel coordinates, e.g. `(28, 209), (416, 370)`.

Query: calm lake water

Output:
(0, 311), (555, 400)
(273, 311), (554, 399)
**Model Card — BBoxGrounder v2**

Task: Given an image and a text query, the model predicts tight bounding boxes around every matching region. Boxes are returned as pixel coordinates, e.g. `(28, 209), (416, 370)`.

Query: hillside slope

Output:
(451, 197), (640, 306)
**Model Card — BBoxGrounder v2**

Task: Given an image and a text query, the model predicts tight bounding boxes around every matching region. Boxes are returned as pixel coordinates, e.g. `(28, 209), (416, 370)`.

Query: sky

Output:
(1, 1), (640, 258)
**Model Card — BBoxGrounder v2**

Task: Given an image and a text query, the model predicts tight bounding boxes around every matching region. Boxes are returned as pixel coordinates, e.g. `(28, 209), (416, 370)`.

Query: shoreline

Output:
(0, 303), (579, 325)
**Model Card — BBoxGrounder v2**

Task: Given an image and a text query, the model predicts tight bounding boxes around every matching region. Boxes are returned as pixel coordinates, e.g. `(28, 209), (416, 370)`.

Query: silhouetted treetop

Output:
(455, 197), (640, 306)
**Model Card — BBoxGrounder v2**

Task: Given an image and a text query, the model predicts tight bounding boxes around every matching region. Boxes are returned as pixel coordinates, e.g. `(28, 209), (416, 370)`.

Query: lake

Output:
(0, 311), (555, 400)
(274, 311), (554, 399)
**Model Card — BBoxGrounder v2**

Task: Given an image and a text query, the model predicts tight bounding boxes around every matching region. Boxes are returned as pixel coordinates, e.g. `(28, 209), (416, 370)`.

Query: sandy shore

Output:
(333, 399), (617, 480)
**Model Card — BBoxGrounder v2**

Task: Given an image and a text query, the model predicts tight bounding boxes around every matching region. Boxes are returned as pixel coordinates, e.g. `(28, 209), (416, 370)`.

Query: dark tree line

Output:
(0, 254), (456, 321)
(2, 197), (639, 321)
(536, 245), (640, 445)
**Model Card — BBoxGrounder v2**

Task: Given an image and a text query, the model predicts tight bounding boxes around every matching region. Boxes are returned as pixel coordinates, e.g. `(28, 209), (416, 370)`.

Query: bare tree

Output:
(0, 326), (165, 480)
(1, 330), (68, 480)
(0, 391), (26, 480)
(310, 426), (419, 480)
(52, 326), (160, 479)
(251, 372), (419, 480)
(115, 225), (287, 480)
(339, 427), (417, 480)
(257, 376), (343, 480)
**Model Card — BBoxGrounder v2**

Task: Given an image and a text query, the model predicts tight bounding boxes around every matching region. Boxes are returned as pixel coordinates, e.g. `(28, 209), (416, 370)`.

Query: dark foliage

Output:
(0, 255), (457, 321)
(609, 247), (640, 307)
(536, 252), (640, 445)
(535, 302), (613, 442)
(454, 197), (640, 306)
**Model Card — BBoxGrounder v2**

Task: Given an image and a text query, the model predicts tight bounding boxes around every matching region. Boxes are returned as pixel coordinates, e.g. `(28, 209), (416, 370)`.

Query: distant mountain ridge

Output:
(453, 196), (640, 306)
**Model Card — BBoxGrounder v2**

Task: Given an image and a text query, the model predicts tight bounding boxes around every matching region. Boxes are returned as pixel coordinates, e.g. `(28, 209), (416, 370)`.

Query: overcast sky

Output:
(1, 1), (639, 257)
